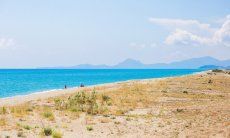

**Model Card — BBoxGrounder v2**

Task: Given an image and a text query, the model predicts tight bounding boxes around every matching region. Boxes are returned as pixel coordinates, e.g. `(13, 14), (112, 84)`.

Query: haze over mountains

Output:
(41, 56), (230, 69)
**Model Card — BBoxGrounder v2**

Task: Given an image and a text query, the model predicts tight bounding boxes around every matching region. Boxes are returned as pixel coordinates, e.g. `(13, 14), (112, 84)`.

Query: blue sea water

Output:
(0, 69), (203, 98)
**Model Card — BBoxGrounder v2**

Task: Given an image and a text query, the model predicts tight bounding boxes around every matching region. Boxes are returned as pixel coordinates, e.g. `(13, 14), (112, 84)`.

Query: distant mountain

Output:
(199, 65), (224, 70)
(146, 56), (230, 69)
(39, 56), (230, 69)
(149, 56), (220, 69)
(113, 59), (145, 69)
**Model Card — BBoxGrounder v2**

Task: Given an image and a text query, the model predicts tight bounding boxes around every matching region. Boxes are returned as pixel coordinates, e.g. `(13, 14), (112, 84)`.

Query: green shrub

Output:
(102, 95), (111, 105)
(26, 107), (33, 112)
(69, 91), (87, 112)
(86, 90), (98, 114)
(52, 130), (63, 138)
(212, 69), (222, 73)
(23, 125), (31, 130)
(43, 111), (55, 121)
(183, 91), (188, 94)
(0, 107), (7, 114)
(176, 108), (184, 112)
(57, 90), (99, 115)
(42, 127), (53, 136)
(114, 121), (120, 125)
(126, 117), (131, 121)
(54, 98), (67, 110)
(86, 126), (93, 131)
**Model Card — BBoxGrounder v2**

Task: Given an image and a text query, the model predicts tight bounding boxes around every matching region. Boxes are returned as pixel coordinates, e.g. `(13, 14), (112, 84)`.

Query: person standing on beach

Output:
(80, 83), (84, 87)
(64, 85), (67, 89)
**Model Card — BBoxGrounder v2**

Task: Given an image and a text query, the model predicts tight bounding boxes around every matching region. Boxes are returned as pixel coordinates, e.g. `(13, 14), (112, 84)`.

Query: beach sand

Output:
(0, 70), (229, 137)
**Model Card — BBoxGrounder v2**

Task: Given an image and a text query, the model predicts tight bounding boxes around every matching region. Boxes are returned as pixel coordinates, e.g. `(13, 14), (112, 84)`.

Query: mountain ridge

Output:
(39, 56), (230, 69)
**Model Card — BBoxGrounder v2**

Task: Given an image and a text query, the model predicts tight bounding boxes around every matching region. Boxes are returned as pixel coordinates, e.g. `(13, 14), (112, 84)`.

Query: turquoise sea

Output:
(0, 69), (203, 98)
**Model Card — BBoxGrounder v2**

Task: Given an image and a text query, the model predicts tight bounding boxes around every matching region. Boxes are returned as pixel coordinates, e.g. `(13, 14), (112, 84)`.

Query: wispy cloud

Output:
(149, 15), (230, 47)
(149, 17), (214, 33)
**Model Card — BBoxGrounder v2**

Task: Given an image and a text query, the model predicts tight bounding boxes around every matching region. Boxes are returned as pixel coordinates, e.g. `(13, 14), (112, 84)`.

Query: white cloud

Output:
(0, 37), (15, 49)
(149, 17), (214, 33)
(150, 15), (230, 47)
(165, 29), (213, 46)
(214, 19), (230, 46)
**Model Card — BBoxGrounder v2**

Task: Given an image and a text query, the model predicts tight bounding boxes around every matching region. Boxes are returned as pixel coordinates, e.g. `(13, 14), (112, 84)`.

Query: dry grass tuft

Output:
(0, 117), (7, 126)
(42, 108), (55, 121)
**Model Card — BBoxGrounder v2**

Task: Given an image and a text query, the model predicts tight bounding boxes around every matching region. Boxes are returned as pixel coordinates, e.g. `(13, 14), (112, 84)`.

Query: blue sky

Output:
(0, 0), (230, 68)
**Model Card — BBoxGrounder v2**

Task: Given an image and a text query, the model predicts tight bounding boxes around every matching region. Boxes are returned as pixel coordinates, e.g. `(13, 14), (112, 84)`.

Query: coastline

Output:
(0, 70), (206, 106)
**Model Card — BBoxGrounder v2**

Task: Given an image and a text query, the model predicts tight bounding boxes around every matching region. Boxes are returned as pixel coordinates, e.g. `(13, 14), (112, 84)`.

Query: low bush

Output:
(212, 69), (223, 73)
(23, 125), (31, 130)
(43, 111), (55, 121)
(42, 127), (53, 136)
(52, 130), (63, 138)
(86, 125), (93, 131)
(0, 107), (7, 114)
(55, 90), (100, 115)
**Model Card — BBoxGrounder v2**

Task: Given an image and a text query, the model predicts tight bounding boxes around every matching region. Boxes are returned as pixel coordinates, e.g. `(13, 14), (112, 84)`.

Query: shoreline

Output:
(0, 70), (206, 106)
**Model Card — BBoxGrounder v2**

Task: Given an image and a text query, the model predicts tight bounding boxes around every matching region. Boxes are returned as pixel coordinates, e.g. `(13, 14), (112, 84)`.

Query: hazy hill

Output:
(40, 56), (230, 69)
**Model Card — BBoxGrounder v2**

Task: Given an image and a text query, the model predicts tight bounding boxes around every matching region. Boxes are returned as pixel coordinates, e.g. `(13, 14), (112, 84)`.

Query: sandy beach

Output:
(0, 73), (198, 107)
(0, 70), (229, 137)
(0, 79), (151, 106)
